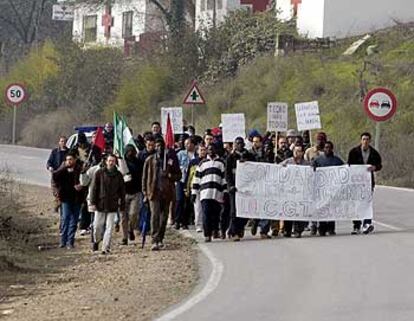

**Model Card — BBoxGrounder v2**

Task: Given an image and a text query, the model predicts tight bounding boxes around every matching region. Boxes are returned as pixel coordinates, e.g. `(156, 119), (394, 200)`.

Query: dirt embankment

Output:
(0, 184), (198, 321)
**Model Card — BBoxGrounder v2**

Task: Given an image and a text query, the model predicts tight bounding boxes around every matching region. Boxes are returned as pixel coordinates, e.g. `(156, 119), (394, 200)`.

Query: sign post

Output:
(183, 80), (206, 127)
(4, 83), (27, 145)
(363, 87), (397, 151)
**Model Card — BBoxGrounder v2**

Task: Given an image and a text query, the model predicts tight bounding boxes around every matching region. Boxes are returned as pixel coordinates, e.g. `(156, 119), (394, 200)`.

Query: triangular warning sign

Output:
(183, 81), (206, 105)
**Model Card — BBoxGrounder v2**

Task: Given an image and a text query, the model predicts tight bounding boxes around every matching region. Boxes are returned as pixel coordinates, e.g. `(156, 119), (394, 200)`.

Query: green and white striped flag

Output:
(113, 112), (137, 157)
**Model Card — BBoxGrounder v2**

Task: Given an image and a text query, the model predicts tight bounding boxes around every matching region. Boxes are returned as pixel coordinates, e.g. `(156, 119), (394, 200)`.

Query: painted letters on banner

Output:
(161, 107), (183, 134)
(267, 102), (288, 132)
(295, 101), (322, 131)
(236, 162), (373, 221)
(222, 113), (246, 143)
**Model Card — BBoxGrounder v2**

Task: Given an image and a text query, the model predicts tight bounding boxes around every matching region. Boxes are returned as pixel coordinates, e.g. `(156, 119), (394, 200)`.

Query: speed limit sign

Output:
(5, 83), (27, 106)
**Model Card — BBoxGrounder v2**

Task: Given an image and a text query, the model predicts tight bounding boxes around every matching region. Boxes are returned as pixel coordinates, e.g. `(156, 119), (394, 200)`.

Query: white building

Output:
(276, 0), (414, 39)
(195, 0), (242, 30)
(72, 0), (165, 47)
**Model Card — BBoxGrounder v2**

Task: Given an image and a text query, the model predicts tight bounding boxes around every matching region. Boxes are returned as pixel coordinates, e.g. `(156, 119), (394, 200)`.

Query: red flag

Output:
(165, 113), (175, 149)
(94, 127), (106, 152)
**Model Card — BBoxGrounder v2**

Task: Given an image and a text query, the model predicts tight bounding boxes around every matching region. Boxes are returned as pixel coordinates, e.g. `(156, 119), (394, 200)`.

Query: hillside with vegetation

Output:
(0, 10), (413, 186)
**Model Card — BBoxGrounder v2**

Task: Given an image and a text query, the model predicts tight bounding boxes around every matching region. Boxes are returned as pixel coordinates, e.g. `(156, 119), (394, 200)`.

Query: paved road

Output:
(1, 144), (413, 321)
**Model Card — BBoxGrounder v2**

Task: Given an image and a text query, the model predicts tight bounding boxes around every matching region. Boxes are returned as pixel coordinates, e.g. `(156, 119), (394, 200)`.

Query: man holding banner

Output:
(312, 141), (345, 236)
(226, 137), (254, 241)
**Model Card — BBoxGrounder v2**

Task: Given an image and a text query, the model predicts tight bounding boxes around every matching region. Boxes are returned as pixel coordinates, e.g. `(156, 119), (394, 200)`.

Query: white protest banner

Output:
(161, 107), (183, 134)
(295, 101), (322, 131)
(221, 113), (246, 143)
(236, 162), (373, 221)
(267, 102), (288, 132)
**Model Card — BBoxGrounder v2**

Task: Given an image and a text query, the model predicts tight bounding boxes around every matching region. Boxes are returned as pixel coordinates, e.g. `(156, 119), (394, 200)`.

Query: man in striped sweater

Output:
(191, 143), (228, 242)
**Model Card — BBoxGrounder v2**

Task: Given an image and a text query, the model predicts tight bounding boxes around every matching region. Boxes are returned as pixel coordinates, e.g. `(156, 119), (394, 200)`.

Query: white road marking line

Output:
(378, 185), (414, 193)
(155, 233), (224, 321)
(373, 220), (404, 232)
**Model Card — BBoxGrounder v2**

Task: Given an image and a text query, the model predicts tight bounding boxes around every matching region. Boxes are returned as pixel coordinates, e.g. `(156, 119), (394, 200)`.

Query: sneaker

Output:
(129, 231), (135, 241)
(101, 249), (110, 255)
(363, 224), (374, 234)
(59, 243), (65, 248)
(92, 242), (99, 252)
(66, 244), (74, 250)
(260, 233), (271, 239)
(158, 242), (165, 249)
(174, 223), (180, 230)
(271, 231), (279, 238)
(181, 225), (189, 230)
(120, 239), (128, 246)
(293, 232), (302, 238)
(351, 227), (361, 235)
(328, 231), (336, 236)
(196, 227), (202, 233)
(233, 235), (240, 242)
(79, 229), (87, 236)
(310, 226), (317, 236)
(151, 243), (160, 251)
(204, 236), (212, 243)
(212, 231), (220, 239)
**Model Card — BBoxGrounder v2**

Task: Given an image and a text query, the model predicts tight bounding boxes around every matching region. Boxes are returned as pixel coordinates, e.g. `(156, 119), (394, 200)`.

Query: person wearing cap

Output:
(226, 137), (255, 241)
(245, 129), (260, 150)
(286, 129), (297, 150)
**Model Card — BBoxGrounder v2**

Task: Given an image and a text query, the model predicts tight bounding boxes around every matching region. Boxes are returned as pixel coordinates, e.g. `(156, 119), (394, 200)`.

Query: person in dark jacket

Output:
(47, 136), (68, 213)
(90, 154), (126, 254)
(121, 144), (143, 245)
(47, 136), (68, 171)
(142, 139), (181, 251)
(347, 132), (382, 235)
(52, 151), (84, 249)
(226, 137), (255, 241)
(313, 141), (344, 236)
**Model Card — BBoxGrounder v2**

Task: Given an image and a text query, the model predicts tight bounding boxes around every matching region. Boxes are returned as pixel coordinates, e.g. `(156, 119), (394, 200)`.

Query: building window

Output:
(217, 0), (222, 9)
(83, 15), (97, 42)
(207, 0), (214, 10)
(200, 0), (206, 12)
(122, 11), (133, 38)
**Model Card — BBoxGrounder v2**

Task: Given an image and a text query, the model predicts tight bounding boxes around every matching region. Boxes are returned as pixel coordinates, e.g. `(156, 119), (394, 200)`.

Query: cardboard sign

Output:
(161, 107), (183, 134)
(295, 101), (322, 131)
(267, 102), (288, 132)
(221, 113), (246, 143)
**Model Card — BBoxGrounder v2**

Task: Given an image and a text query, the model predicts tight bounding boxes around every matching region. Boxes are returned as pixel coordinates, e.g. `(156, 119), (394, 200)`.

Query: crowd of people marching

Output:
(47, 121), (382, 254)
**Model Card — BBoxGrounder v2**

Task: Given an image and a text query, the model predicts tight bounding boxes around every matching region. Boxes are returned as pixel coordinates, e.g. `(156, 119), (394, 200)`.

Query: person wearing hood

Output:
(226, 137), (255, 241)
(120, 144), (143, 245)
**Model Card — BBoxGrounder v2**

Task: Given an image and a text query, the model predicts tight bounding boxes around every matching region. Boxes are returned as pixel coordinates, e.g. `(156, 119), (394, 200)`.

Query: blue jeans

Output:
(61, 202), (81, 246)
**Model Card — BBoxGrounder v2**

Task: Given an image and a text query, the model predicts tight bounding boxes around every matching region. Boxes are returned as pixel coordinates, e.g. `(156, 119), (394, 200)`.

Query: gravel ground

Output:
(0, 185), (198, 321)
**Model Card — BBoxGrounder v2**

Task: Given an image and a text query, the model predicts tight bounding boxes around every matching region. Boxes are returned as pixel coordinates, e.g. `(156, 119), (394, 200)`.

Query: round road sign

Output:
(363, 87), (397, 122)
(4, 83), (27, 106)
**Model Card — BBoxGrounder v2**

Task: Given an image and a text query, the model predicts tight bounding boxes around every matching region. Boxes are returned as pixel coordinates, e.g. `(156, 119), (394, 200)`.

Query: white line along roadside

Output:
(155, 231), (224, 321)
(374, 185), (414, 232)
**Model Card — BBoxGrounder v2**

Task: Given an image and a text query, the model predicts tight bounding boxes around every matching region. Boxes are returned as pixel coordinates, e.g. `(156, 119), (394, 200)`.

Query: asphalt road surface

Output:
(1, 144), (413, 321)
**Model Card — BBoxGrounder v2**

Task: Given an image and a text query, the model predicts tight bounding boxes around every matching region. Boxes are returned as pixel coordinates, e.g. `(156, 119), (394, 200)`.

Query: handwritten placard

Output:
(221, 113), (246, 143)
